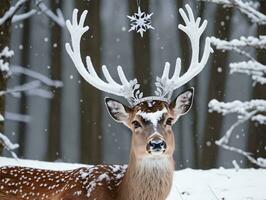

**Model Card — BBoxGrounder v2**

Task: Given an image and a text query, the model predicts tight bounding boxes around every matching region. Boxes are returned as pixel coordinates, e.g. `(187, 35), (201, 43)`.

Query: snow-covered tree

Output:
(0, 0), (64, 157)
(199, 0), (266, 167)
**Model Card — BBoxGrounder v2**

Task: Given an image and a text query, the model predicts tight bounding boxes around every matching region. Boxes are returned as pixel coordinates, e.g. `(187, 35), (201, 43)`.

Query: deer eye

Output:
(132, 121), (142, 129)
(166, 118), (173, 126)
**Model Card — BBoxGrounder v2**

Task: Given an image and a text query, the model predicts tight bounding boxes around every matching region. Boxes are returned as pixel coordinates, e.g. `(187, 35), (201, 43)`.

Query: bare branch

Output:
(0, 80), (41, 97)
(35, 0), (65, 27)
(25, 88), (53, 99)
(0, 80), (55, 99)
(5, 112), (31, 123)
(0, 0), (28, 25)
(0, 0), (65, 27)
(12, 9), (37, 23)
(11, 65), (63, 88)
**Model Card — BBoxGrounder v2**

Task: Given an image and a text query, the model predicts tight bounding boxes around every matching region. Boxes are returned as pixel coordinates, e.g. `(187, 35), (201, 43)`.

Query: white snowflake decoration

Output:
(127, 6), (154, 37)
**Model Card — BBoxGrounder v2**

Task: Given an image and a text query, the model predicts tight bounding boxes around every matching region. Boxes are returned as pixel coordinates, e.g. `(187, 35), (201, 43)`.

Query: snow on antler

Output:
(155, 4), (213, 98)
(65, 9), (142, 105)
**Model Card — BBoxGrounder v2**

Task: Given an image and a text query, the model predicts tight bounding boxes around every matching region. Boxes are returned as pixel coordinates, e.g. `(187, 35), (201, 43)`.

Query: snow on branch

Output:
(209, 99), (266, 124)
(230, 61), (266, 85)
(209, 99), (266, 167)
(214, 111), (266, 168)
(198, 0), (266, 25)
(0, 0), (65, 27)
(202, 0), (266, 168)
(198, 0), (259, 9)
(0, 47), (14, 74)
(210, 36), (266, 60)
(0, 65), (63, 99)
(0, 132), (19, 159)
(0, 114), (4, 122)
(210, 36), (266, 50)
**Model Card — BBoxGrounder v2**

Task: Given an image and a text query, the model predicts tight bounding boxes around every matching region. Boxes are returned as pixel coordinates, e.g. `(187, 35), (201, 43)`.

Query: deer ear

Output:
(105, 98), (132, 124)
(169, 88), (194, 118)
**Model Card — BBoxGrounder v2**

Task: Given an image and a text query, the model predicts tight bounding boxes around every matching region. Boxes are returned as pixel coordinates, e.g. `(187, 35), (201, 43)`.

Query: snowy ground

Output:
(0, 157), (265, 200)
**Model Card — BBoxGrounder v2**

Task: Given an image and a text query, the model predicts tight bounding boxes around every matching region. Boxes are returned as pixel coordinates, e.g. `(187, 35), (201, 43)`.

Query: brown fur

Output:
(0, 165), (126, 200)
(117, 152), (174, 200)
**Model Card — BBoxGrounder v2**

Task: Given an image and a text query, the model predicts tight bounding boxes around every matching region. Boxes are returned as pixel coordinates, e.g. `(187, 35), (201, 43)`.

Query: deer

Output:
(0, 4), (212, 200)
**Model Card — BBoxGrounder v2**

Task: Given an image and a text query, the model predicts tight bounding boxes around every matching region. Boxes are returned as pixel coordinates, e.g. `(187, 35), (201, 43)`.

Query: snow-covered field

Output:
(0, 157), (265, 200)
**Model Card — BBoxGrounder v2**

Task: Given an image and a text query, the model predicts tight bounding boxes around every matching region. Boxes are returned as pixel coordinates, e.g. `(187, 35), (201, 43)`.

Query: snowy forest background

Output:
(0, 0), (265, 169)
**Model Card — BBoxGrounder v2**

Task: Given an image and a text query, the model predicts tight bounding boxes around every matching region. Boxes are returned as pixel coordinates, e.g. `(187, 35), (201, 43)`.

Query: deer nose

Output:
(147, 140), (167, 154)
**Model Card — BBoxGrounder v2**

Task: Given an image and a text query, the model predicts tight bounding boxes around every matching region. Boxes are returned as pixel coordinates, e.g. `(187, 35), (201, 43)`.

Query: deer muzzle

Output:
(146, 138), (167, 155)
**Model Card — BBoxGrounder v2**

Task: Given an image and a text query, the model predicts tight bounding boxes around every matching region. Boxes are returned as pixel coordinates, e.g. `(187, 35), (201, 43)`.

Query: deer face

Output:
(105, 88), (194, 160)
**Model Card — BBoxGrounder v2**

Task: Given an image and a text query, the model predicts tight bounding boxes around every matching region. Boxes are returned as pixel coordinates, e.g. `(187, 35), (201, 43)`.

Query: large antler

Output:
(155, 4), (213, 99)
(65, 9), (142, 105)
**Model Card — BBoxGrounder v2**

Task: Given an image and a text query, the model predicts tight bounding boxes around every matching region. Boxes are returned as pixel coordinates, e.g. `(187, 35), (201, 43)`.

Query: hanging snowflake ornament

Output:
(128, 6), (154, 37)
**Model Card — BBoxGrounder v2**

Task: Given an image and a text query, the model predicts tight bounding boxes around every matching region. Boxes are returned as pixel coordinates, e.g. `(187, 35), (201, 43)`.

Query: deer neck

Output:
(117, 151), (174, 200)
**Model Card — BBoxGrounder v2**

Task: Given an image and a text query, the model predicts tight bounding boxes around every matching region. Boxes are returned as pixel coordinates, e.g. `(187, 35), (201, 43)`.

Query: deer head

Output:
(105, 88), (194, 161)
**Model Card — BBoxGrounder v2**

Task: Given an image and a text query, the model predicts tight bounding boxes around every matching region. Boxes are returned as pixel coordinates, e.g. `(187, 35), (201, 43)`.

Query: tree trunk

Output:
(190, 1), (206, 168)
(76, 0), (102, 164)
(129, 0), (151, 96)
(0, 0), (11, 154)
(247, 2), (266, 168)
(46, 0), (62, 161)
(176, 0), (202, 168)
(17, 1), (31, 158)
(174, 0), (186, 168)
(200, 6), (233, 169)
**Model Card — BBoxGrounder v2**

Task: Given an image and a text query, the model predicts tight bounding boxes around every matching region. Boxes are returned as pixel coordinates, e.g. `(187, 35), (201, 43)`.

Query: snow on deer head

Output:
(105, 88), (194, 161)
